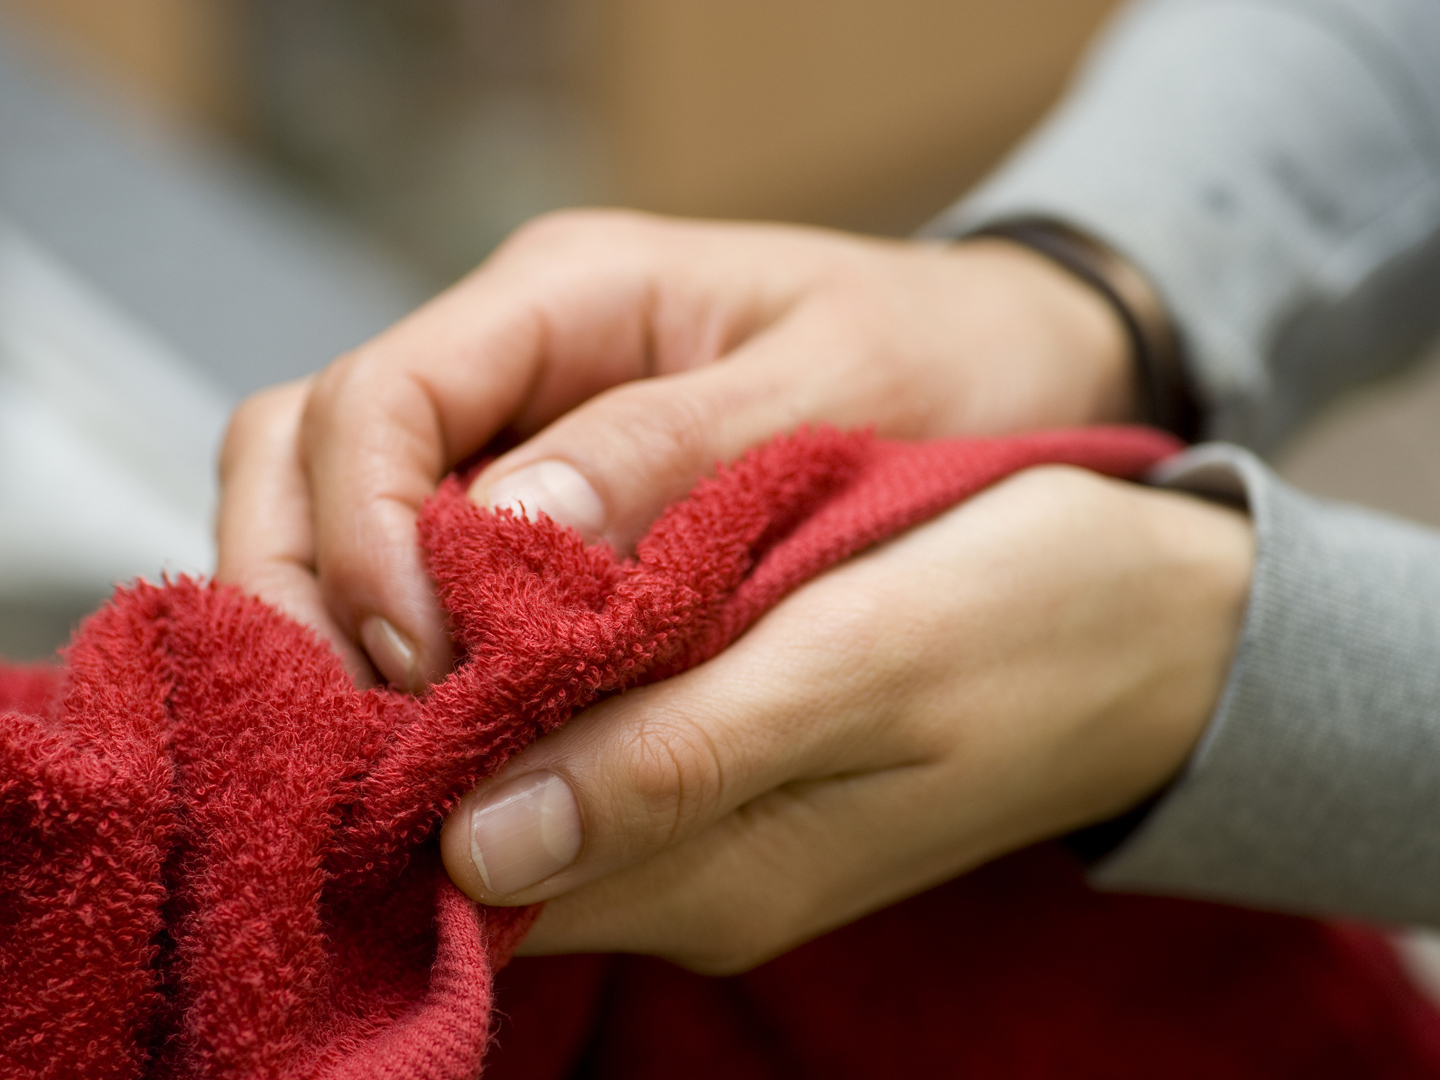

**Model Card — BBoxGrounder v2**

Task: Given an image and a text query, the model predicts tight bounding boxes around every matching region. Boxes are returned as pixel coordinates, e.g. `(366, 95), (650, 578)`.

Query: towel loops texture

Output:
(4, 427), (1438, 1079)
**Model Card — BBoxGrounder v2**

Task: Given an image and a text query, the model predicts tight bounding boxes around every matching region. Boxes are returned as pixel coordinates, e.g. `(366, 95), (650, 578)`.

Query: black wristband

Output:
(965, 217), (1202, 442)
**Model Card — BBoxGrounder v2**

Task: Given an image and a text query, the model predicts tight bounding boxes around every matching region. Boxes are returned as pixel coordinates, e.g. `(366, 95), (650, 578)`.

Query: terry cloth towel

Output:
(3, 426), (1440, 1080)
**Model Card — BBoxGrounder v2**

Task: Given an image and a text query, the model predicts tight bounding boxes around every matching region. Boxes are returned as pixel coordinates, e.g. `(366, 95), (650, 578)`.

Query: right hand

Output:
(216, 209), (1136, 689)
(438, 465), (1251, 972)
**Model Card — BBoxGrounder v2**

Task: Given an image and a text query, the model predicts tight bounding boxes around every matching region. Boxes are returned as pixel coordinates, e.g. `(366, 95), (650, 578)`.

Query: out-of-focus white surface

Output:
(0, 15), (427, 656)
(0, 222), (226, 601)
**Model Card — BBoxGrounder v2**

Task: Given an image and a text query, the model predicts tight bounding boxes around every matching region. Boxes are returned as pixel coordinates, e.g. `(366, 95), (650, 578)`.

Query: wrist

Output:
(1119, 487), (1255, 808)
(939, 237), (1138, 430)
(960, 217), (1200, 441)
(1061, 488), (1253, 861)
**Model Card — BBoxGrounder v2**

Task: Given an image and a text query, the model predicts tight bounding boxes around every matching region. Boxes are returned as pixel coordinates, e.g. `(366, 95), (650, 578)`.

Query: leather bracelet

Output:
(964, 216), (1201, 442)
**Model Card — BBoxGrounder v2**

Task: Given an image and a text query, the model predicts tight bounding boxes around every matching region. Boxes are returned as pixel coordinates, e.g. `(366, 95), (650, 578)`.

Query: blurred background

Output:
(1, 0), (1124, 281)
(0, 0), (1127, 656)
(1, 0), (1438, 663)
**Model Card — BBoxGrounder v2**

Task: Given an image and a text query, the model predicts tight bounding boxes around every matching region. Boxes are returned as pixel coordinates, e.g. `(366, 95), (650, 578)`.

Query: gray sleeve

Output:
(1096, 445), (1440, 927)
(925, 0), (1440, 453)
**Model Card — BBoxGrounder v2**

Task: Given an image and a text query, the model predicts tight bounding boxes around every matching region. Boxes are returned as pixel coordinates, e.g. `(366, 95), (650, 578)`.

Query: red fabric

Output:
(2, 425), (1438, 1078)
(485, 855), (1440, 1080)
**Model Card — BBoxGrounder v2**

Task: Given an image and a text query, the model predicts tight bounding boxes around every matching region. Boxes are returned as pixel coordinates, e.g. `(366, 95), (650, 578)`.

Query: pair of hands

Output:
(217, 210), (1252, 973)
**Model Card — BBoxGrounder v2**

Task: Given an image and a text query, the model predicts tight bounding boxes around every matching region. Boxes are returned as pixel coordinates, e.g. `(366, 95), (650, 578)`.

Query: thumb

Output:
(437, 578), (892, 905)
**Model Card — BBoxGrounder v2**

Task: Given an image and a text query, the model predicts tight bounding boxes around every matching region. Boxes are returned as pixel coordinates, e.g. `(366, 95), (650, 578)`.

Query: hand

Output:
(438, 466), (1254, 973)
(216, 210), (1134, 690)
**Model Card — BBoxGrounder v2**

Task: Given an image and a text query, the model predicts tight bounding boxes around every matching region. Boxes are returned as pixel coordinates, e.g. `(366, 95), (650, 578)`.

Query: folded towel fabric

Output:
(2, 426), (1437, 1079)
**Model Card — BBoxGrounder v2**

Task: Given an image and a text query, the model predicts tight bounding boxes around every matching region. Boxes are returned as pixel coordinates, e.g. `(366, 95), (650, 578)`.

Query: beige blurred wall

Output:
(1278, 341), (1440, 528)
(2, 0), (1120, 240)
(0, 0), (249, 133)
(9, 0), (1440, 535)
(594, 0), (1121, 231)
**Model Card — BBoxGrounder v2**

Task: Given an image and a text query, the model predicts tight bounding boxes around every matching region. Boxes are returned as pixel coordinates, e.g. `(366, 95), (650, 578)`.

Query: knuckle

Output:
(615, 711), (725, 848)
(500, 207), (658, 261)
(300, 351), (438, 467)
(303, 350), (365, 420)
(219, 383), (303, 482)
(589, 381), (720, 481)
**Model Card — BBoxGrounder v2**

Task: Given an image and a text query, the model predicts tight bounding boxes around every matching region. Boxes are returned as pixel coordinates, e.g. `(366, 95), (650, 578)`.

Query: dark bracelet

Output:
(964, 217), (1201, 442)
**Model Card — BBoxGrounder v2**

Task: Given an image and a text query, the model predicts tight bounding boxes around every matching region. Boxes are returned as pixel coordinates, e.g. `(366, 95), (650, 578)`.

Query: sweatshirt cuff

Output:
(924, 0), (1440, 452)
(1094, 444), (1440, 927)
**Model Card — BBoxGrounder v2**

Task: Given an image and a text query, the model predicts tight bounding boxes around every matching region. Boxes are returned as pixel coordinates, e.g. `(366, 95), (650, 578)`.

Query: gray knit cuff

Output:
(1096, 444), (1440, 927)
(924, 0), (1440, 453)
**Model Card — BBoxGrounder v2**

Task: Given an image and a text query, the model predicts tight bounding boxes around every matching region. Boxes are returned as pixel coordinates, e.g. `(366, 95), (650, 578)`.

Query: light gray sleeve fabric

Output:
(1096, 446), (1440, 927)
(926, 0), (1440, 922)
(924, 0), (1440, 453)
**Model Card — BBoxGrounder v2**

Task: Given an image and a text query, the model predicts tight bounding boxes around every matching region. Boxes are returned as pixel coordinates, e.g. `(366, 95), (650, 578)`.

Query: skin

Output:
(216, 209), (1254, 973)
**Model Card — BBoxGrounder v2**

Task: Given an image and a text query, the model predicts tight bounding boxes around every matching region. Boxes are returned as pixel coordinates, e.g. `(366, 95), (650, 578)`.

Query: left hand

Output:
(440, 465), (1254, 974)
(214, 213), (1134, 692)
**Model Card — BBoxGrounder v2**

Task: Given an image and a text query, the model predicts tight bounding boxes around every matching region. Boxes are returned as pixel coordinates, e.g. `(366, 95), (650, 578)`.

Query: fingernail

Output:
(360, 615), (423, 693)
(476, 460), (605, 541)
(470, 772), (583, 896)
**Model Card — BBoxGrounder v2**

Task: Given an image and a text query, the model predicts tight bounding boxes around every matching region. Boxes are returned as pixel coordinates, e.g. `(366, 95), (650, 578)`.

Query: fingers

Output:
(297, 280), (623, 684)
(301, 352), (456, 691)
(215, 381), (376, 684)
(296, 209), (795, 687)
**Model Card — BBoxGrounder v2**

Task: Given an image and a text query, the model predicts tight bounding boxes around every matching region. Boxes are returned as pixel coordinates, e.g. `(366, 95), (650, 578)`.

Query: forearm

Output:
(1100, 447), (1440, 927)
(930, 0), (1440, 451)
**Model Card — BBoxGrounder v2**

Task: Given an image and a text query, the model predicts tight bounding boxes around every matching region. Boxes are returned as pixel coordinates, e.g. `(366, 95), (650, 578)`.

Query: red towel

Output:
(3, 426), (1439, 1079)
